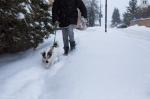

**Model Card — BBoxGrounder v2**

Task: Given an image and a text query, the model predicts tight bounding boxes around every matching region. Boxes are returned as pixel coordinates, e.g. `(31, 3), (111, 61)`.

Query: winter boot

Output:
(70, 41), (76, 50)
(64, 47), (69, 55)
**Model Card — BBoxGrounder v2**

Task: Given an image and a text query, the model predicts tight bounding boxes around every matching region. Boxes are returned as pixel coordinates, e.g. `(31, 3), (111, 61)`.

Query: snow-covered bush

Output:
(0, 0), (53, 54)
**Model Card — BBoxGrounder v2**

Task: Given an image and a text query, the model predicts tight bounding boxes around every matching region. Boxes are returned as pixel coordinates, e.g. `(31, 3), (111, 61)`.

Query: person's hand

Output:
(55, 21), (59, 26)
(53, 21), (59, 30)
(55, 21), (59, 25)
(81, 17), (87, 23)
(53, 21), (59, 27)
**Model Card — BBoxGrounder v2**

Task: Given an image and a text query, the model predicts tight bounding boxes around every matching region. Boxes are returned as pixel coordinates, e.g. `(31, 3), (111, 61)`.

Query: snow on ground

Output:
(0, 26), (150, 99)
(121, 25), (150, 41)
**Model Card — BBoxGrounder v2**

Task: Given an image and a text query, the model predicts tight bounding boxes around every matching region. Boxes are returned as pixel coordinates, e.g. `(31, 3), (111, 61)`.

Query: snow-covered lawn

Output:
(0, 26), (150, 99)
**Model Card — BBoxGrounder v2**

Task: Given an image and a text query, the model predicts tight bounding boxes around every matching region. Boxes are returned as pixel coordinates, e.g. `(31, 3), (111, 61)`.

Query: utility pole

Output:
(99, 0), (102, 26)
(105, 0), (107, 32)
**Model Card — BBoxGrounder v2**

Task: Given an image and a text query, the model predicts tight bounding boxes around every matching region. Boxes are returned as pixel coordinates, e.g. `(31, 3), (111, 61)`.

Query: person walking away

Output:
(52, 0), (87, 55)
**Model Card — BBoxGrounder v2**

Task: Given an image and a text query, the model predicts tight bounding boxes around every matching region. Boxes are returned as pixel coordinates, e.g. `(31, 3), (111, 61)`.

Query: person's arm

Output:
(76, 0), (87, 19)
(52, 1), (59, 24)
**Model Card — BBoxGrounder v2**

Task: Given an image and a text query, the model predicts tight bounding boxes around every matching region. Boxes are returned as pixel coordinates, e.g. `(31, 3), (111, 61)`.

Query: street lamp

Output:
(105, 0), (107, 32)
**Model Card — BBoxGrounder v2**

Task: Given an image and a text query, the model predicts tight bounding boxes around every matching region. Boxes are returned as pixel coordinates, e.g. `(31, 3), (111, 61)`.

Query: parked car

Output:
(117, 23), (127, 28)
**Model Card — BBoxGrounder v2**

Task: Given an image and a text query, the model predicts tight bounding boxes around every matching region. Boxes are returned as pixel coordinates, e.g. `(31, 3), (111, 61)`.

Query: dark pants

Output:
(62, 25), (75, 48)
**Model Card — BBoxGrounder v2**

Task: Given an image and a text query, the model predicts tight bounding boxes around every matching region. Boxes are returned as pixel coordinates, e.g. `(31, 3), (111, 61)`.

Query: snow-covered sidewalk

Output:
(0, 26), (150, 99)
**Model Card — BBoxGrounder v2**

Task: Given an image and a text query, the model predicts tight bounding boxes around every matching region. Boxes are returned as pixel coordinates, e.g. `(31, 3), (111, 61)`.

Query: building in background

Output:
(130, 0), (150, 27)
(130, 18), (150, 27)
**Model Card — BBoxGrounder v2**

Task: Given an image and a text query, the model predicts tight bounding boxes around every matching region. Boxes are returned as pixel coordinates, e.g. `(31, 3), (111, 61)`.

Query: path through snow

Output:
(0, 26), (150, 99)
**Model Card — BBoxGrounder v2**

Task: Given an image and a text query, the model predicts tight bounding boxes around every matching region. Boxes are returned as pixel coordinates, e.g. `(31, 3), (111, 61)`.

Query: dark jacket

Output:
(52, 0), (87, 27)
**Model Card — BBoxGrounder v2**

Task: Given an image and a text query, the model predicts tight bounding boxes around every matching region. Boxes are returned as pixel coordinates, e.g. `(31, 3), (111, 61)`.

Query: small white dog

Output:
(42, 42), (60, 69)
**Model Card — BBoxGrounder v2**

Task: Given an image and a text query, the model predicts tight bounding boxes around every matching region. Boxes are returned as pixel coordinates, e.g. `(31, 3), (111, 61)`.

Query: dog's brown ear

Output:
(48, 51), (52, 57)
(41, 52), (46, 57)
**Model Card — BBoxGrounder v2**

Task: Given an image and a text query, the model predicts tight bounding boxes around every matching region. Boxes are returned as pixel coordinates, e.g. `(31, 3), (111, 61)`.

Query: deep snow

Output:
(0, 26), (150, 99)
